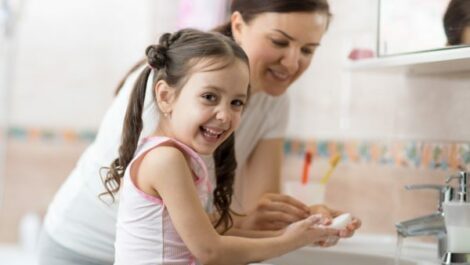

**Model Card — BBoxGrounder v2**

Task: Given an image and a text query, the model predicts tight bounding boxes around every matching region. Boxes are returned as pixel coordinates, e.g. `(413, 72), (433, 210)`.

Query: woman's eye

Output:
(271, 39), (289, 47)
(202, 93), (217, 102)
(301, 47), (314, 55)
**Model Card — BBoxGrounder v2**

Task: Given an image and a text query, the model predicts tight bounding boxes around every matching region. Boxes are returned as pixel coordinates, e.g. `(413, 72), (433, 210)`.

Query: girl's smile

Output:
(199, 125), (227, 143)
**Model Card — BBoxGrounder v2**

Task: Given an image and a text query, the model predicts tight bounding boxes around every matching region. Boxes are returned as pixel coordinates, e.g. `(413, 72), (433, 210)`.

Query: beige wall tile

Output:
(0, 140), (88, 243)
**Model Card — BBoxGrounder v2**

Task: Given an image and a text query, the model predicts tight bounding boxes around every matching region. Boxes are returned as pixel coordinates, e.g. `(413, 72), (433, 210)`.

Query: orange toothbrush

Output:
(301, 150), (313, 185)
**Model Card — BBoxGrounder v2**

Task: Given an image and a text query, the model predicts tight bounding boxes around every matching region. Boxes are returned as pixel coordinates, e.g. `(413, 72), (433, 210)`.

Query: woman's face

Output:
(232, 11), (328, 96)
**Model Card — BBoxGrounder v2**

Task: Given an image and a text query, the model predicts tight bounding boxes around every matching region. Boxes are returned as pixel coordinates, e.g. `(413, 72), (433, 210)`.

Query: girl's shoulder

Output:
(137, 137), (190, 172)
(135, 136), (207, 178)
(142, 143), (188, 171)
(133, 139), (192, 195)
(132, 136), (209, 187)
(127, 137), (211, 209)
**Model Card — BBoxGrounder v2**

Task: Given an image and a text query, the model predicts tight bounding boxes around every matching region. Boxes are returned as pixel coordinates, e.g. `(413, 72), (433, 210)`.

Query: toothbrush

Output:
(320, 154), (341, 185)
(301, 150), (312, 185)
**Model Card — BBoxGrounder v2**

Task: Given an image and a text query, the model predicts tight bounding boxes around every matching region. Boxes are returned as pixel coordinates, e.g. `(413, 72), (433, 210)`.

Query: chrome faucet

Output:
(442, 172), (470, 265)
(395, 184), (454, 259)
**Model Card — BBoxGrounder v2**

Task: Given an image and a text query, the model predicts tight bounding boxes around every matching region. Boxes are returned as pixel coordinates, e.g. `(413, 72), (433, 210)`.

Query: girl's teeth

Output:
(202, 127), (223, 138)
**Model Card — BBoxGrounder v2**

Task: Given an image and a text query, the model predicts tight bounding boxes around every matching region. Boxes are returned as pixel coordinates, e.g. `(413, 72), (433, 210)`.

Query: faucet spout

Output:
(396, 211), (447, 258)
(395, 212), (446, 238)
(396, 182), (455, 260)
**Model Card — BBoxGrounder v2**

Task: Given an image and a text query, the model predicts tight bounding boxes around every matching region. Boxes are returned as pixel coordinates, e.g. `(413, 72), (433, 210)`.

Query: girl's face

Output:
(157, 59), (250, 155)
(232, 11), (328, 96)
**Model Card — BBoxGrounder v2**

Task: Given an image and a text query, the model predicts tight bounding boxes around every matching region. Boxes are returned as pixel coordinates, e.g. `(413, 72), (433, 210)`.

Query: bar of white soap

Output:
(328, 213), (352, 229)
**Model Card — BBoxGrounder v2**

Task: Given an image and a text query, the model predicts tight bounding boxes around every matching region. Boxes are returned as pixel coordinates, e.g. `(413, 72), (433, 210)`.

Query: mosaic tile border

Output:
(284, 139), (470, 171)
(2, 127), (469, 170)
(1, 127), (96, 143)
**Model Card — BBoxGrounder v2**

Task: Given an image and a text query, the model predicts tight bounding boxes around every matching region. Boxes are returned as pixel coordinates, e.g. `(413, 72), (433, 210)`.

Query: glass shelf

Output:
(347, 46), (470, 74)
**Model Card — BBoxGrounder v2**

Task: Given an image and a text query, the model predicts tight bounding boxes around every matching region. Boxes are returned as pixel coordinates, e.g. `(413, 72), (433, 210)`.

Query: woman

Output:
(39, 1), (361, 264)
(444, 0), (470, 45)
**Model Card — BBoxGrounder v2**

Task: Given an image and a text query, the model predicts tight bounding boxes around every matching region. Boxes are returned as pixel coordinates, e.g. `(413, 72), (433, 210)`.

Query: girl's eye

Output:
(202, 93), (217, 102)
(231, 99), (245, 108)
(271, 39), (289, 47)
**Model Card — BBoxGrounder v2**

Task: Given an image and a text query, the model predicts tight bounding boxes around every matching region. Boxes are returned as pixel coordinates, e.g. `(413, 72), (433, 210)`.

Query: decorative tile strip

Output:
(6, 129), (469, 170)
(284, 139), (470, 171)
(6, 126), (96, 143)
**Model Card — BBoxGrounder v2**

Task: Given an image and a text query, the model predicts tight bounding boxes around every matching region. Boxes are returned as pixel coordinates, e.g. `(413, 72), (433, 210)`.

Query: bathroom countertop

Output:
(323, 234), (441, 264)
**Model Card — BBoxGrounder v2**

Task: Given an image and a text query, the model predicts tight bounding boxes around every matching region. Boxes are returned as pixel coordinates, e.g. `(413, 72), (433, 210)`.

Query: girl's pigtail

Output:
(101, 67), (152, 201)
(101, 35), (174, 201)
(212, 133), (236, 232)
(101, 33), (174, 200)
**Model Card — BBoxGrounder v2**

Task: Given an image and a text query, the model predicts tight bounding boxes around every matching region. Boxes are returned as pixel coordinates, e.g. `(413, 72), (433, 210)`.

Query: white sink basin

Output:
(264, 247), (418, 265)
(251, 235), (441, 265)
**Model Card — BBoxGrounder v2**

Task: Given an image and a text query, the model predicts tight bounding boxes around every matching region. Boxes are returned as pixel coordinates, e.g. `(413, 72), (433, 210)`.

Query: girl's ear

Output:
(154, 80), (176, 115)
(231, 11), (246, 45)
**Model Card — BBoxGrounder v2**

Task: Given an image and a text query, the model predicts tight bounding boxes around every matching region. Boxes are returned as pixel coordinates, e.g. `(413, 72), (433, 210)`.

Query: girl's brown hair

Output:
(102, 28), (250, 232)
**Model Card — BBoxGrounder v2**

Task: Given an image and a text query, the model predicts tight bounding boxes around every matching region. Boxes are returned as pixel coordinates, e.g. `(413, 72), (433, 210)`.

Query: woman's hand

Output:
(282, 214), (339, 246)
(309, 204), (362, 238)
(240, 193), (311, 230)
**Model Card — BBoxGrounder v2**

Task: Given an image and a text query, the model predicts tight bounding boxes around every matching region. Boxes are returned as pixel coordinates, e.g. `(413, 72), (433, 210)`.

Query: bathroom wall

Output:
(282, 0), (470, 237)
(9, 0), (167, 129)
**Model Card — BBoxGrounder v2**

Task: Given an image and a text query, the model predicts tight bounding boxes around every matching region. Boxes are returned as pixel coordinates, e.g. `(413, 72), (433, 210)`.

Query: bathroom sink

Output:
(263, 247), (418, 265)
(250, 235), (440, 265)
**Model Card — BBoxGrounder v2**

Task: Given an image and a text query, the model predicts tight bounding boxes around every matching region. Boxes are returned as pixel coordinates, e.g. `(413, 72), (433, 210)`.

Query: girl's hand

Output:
(282, 215), (340, 246)
(241, 193), (310, 230)
(309, 204), (362, 238)
(339, 217), (361, 238)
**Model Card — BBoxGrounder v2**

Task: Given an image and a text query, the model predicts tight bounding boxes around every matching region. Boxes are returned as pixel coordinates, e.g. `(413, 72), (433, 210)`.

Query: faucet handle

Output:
(404, 184), (453, 211)
(446, 171), (469, 202)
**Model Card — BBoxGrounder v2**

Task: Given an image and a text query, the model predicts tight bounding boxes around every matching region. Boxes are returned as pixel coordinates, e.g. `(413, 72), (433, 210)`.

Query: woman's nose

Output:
(280, 48), (300, 73)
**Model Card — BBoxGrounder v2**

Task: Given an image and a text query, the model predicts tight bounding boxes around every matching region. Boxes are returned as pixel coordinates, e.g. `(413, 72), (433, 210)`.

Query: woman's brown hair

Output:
(444, 0), (470, 45)
(213, 0), (332, 37)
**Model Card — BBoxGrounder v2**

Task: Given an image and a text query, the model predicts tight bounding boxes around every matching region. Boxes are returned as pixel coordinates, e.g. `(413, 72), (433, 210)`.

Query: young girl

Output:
(102, 28), (339, 265)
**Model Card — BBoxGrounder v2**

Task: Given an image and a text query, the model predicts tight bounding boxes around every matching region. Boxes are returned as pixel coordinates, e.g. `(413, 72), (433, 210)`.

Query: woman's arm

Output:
(138, 146), (338, 265)
(232, 139), (362, 236)
(209, 212), (282, 238)
(233, 139), (311, 230)
(235, 139), (283, 206)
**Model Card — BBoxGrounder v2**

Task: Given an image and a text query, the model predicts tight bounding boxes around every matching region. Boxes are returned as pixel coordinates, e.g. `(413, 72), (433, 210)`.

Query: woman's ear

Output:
(154, 80), (176, 116)
(231, 11), (245, 45)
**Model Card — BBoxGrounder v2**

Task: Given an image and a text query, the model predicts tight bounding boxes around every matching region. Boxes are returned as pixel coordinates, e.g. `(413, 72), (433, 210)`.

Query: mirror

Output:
(379, 0), (470, 56)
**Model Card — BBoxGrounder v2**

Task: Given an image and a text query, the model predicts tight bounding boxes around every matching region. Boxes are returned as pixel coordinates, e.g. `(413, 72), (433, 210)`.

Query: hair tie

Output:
(146, 45), (167, 69)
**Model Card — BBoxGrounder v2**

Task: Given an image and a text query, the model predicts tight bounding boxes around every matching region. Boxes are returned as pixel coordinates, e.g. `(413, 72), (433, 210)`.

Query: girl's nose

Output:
(280, 48), (300, 73)
(216, 107), (230, 123)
